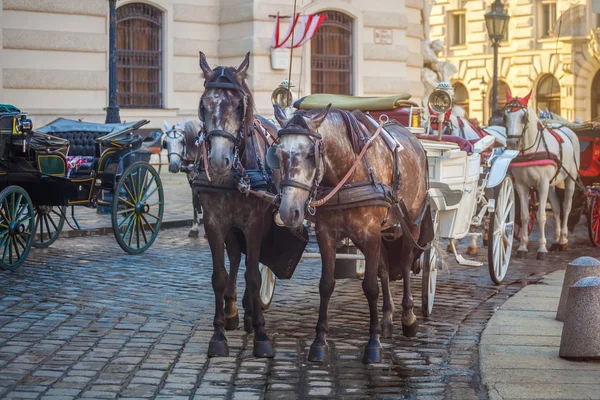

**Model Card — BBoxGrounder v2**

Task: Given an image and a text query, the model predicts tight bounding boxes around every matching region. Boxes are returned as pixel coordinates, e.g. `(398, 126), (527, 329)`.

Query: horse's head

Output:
(268, 103), (331, 228)
(198, 51), (252, 179)
(163, 120), (187, 173)
(503, 87), (532, 150)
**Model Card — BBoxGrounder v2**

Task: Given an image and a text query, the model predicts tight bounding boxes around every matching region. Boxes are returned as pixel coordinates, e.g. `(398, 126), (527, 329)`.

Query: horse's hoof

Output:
(381, 320), (393, 339)
(516, 250), (527, 259)
(466, 246), (478, 256)
(253, 340), (275, 358)
(225, 314), (239, 331)
(362, 341), (382, 364)
(446, 244), (453, 253)
(243, 317), (253, 334)
(188, 230), (199, 238)
(402, 322), (418, 337)
(482, 239), (488, 247)
(536, 252), (547, 260)
(558, 243), (568, 251)
(308, 342), (328, 362)
(550, 243), (559, 251)
(208, 338), (229, 358)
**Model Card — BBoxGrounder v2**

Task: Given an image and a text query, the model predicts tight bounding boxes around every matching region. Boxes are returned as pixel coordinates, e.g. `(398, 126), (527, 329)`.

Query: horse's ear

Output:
(311, 104), (332, 129)
(163, 120), (170, 131)
(199, 51), (212, 79)
(236, 52), (251, 82)
(505, 87), (513, 103)
(523, 89), (533, 105)
(273, 103), (288, 127)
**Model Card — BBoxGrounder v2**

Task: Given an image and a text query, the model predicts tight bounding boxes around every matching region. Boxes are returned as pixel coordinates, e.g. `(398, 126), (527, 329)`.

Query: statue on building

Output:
(421, 0), (457, 109)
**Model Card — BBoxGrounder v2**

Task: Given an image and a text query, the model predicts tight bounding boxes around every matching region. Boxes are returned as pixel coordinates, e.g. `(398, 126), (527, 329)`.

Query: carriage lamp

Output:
(428, 89), (453, 115)
(17, 115), (32, 134)
(484, 0), (510, 125)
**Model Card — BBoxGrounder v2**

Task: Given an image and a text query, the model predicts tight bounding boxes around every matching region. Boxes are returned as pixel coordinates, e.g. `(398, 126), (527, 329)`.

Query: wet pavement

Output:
(0, 220), (599, 399)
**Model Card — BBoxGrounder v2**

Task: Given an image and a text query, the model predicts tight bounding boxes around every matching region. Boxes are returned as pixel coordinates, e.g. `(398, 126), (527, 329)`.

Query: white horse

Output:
(503, 89), (580, 259)
(163, 119), (202, 237)
(447, 106), (507, 146)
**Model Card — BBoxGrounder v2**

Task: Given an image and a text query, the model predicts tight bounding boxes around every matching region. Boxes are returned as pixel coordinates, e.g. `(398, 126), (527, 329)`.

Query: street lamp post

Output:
(105, 0), (121, 124)
(484, 0), (510, 125)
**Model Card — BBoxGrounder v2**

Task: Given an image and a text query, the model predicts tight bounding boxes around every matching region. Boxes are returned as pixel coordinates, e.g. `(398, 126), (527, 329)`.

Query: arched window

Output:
(592, 70), (600, 120)
(117, 3), (163, 108)
(536, 75), (560, 114)
(311, 11), (354, 95)
(452, 82), (469, 116)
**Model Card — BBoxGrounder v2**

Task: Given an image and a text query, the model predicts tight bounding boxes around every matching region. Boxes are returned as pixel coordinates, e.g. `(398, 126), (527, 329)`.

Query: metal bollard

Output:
(556, 257), (600, 322)
(559, 276), (600, 360)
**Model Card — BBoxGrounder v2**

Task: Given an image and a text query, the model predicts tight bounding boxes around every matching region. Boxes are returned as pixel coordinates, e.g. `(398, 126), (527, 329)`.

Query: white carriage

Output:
(413, 84), (519, 318)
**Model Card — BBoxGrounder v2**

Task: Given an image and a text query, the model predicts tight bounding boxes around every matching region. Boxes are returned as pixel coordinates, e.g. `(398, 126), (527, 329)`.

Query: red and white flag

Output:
(271, 12), (326, 49)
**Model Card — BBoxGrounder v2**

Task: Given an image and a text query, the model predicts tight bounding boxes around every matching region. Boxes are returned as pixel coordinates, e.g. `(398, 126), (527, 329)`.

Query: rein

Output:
(310, 119), (385, 208)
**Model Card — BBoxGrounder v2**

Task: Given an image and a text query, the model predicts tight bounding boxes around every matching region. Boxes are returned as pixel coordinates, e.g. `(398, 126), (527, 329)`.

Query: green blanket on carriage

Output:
(294, 94), (412, 111)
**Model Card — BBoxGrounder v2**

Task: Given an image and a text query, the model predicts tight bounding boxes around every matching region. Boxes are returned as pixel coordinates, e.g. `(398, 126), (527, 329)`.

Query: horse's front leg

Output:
(308, 227), (338, 363)
(189, 191), (200, 238)
(547, 187), (561, 250)
(516, 184), (530, 258)
(559, 179), (576, 250)
(244, 222), (274, 358)
(379, 248), (395, 339)
(204, 222), (229, 357)
(535, 180), (550, 260)
(224, 232), (242, 330)
(359, 231), (384, 364)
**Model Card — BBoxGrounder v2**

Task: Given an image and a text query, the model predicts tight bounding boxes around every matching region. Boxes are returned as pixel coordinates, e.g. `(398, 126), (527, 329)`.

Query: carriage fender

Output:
(486, 149), (519, 188)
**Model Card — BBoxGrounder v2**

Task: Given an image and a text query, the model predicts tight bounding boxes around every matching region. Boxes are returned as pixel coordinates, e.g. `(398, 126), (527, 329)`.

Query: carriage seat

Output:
(420, 135), (473, 154)
(294, 93), (413, 111)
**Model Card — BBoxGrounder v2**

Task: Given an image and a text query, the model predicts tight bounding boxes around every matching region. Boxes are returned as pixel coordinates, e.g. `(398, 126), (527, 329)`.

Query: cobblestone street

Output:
(0, 223), (599, 400)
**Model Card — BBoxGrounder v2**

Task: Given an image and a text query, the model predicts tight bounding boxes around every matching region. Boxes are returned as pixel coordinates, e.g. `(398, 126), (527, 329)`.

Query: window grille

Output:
(117, 3), (163, 108)
(311, 11), (354, 95)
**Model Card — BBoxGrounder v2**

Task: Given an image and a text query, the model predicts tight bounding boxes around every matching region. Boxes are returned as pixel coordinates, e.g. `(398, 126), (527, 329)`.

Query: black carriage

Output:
(0, 104), (164, 271)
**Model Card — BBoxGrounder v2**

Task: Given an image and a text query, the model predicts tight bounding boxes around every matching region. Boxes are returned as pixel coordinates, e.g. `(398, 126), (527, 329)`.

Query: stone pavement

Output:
(2, 220), (600, 400)
(480, 269), (600, 400)
(59, 152), (195, 237)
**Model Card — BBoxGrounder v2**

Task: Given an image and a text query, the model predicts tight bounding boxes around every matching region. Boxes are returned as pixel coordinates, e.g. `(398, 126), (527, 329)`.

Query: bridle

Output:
(503, 100), (534, 153)
(164, 125), (186, 163)
(198, 67), (248, 161)
(270, 116), (324, 215)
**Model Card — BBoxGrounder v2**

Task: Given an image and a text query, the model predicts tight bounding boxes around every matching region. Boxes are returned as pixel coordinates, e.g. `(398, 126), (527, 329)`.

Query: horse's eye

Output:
(521, 114), (527, 123)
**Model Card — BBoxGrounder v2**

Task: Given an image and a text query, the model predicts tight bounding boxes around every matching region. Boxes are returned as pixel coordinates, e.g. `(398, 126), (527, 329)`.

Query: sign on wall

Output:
(374, 29), (393, 44)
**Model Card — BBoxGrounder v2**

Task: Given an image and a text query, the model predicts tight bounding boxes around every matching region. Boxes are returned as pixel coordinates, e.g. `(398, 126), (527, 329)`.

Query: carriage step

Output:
(449, 239), (483, 267)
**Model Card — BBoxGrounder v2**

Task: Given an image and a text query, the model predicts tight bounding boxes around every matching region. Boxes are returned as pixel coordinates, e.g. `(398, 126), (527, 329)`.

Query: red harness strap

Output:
(537, 121), (564, 143)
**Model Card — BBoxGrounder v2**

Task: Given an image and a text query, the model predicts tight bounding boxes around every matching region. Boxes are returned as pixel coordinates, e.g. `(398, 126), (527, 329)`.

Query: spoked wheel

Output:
(0, 186), (35, 271)
(488, 177), (515, 284)
(259, 263), (276, 310)
(587, 195), (600, 246)
(112, 162), (164, 254)
(32, 205), (66, 248)
(422, 210), (439, 317)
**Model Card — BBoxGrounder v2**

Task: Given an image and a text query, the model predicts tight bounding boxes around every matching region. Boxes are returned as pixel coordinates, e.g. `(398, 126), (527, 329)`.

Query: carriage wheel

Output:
(587, 195), (600, 247)
(488, 177), (515, 284)
(32, 206), (66, 248)
(112, 162), (164, 255)
(422, 210), (439, 317)
(0, 186), (35, 271)
(259, 263), (276, 310)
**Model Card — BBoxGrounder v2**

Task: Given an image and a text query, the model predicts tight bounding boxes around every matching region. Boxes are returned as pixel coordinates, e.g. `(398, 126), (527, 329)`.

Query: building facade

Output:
(430, 0), (600, 124)
(0, 0), (427, 129)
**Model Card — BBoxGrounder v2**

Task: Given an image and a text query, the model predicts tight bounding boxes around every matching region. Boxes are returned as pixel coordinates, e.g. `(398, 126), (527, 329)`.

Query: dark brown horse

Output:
(196, 52), (278, 358)
(270, 104), (432, 363)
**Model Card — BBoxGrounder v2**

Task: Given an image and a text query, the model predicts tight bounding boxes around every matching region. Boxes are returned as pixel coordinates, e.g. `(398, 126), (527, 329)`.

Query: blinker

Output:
(162, 140), (168, 149)
(266, 145), (280, 169)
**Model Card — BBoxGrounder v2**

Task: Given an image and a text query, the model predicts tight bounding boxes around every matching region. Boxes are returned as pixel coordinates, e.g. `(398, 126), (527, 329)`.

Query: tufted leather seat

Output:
(51, 131), (106, 157)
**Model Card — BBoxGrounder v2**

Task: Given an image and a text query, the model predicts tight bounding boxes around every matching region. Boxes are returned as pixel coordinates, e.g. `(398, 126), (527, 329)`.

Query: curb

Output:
(59, 218), (197, 239)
